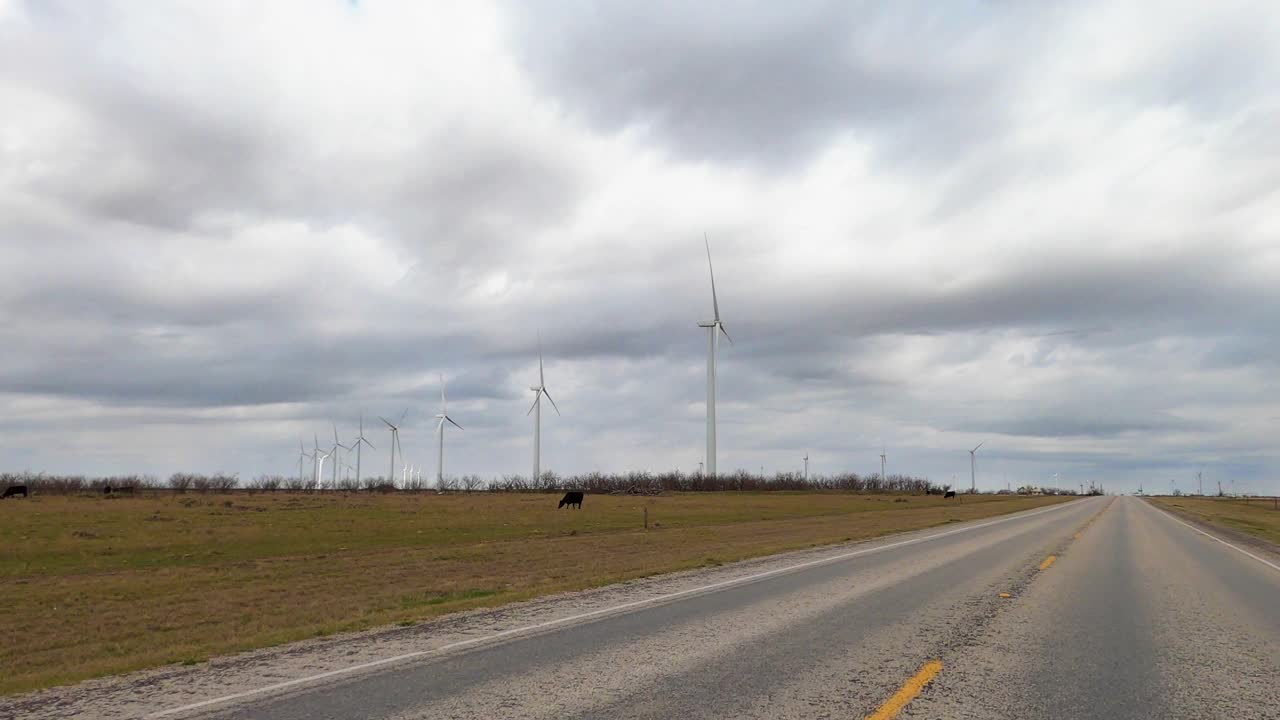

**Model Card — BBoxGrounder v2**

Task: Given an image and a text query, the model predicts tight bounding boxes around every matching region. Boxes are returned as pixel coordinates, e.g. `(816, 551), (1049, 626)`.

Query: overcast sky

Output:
(2, 1), (1278, 493)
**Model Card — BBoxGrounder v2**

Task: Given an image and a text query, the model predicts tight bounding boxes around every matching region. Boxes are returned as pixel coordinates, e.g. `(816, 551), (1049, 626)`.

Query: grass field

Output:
(1147, 495), (1280, 546)
(0, 491), (1071, 695)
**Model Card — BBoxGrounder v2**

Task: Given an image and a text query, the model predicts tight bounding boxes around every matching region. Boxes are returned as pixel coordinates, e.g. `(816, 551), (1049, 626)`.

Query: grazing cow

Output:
(102, 486), (113, 495)
(944, 490), (957, 499)
(558, 491), (584, 509)
(2, 485), (28, 499)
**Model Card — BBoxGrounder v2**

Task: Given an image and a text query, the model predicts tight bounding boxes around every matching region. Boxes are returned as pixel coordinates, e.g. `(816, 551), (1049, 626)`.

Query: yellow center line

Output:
(1039, 554), (1057, 570)
(866, 660), (944, 720)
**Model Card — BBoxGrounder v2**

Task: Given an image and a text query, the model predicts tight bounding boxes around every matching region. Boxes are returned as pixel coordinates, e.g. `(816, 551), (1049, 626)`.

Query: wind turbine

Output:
(697, 235), (731, 477)
(352, 414), (375, 488)
(880, 447), (887, 483)
(803, 454), (809, 481)
(331, 424), (352, 489)
(969, 441), (984, 493)
(313, 434), (330, 490)
(436, 375), (464, 486)
(298, 441), (313, 489)
(528, 337), (560, 483)
(380, 411), (406, 488)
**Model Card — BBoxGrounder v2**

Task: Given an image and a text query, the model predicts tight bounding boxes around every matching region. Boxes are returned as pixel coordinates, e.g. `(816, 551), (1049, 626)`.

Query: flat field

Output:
(1147, 495), (1280, 545)
(0, 491), (1070, 695)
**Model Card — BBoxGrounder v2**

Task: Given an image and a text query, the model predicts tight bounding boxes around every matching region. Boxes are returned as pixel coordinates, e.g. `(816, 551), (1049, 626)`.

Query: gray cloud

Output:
(0, 1), (1276, 493)
(500, 1), (1061, 169)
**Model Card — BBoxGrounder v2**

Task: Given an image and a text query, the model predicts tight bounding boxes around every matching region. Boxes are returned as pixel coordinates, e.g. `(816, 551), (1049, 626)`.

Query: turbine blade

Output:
(398, 408), (408, 424)
(333, 423), (339, 444)
(440, 373), (447, 410)
(379, 416), (394, 429)
(526, 394), (539, 416)
(447, 416), (464, 430)
(538, 335), (545, 387)
(362, 437), (376, 450)
(705, 234), (721, 322)
(972, 441), (984, 452)
(542, 387), (561, 416)
(719, 323), (733, 345)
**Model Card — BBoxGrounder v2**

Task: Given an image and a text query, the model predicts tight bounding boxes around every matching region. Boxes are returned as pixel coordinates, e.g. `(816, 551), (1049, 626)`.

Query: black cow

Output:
(2, 485), (28, 499)
(944, 490), (957, 499)
(558, 491), (584, 509)
(102, 486), (113, 495)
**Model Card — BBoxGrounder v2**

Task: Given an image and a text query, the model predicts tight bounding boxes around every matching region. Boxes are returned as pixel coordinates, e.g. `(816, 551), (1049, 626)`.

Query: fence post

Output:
(644, 506), (649, 529)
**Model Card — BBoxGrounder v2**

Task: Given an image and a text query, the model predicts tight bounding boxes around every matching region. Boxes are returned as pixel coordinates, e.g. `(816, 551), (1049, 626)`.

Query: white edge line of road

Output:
(149, 497), (1089, 718)
(1146, 501), (1280, 573)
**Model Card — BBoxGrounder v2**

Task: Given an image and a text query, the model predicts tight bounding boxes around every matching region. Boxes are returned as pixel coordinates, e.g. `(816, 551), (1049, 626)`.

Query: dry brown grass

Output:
(0, 491), (1070, 695)
(1147, 495), (1280, 546)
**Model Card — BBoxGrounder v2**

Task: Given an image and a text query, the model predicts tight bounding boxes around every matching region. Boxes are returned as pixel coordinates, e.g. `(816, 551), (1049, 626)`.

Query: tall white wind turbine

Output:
(436, 375), (464, 486)
(880, 447), (887, 483)
(331, 424), (352, 489)
(528, 339), (560, 483)
(353, 414), (375, 488)
(697, 236), (731, 477)
(380, 411), (406, 488)
(313, 434), (330, 490)
(969, 441), (984, 493)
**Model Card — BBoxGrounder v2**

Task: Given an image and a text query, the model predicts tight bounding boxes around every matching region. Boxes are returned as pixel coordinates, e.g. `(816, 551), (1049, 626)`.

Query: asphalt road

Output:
(185, 496), (1279, 719)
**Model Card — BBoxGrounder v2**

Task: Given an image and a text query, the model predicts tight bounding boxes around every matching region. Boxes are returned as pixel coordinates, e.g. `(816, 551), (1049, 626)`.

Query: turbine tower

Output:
(331, 424), (352, 489)
(436, 375), (464, 486)
(969, 441), (984, 493)
(298, 441), (313, 489)
(353, 414), (375, 488)
(803, 454), (809, 481)
(528, 339), (560, 483)
(880, 447), (887, 483)
(697, 236), (731, 477)
(313, 434), (330, 490)
(379, 411), (406, 488)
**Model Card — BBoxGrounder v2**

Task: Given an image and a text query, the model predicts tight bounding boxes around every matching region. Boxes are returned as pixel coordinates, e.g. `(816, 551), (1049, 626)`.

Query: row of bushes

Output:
(3, 469), (1087, 496)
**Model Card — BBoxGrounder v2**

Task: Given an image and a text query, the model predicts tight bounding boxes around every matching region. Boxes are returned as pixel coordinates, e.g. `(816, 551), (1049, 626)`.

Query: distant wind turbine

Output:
(436, 375), (464, 485)
(697, 235), (731, 477)
(353, 414), (375, 488)
(313, 434), (330, 490)
(331, 424), (352, 489)
(380, 411), (406, 488)
(528, 337), (560, 483)
(969, 441), (984, 493)
(298, 441), (313, 489)
(880, 447), (887, 483)
(803, 454), (809, 481)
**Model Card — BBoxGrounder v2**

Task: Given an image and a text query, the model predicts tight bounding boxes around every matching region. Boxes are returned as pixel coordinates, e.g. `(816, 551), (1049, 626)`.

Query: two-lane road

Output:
(169, 496), (1277, 719)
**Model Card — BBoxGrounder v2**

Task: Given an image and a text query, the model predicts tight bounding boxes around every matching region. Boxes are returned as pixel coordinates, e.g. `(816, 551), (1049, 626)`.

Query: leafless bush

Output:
(169, 473), (195, 493)
(248, 475), (284, 493)
(460, 474), (484, 492)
